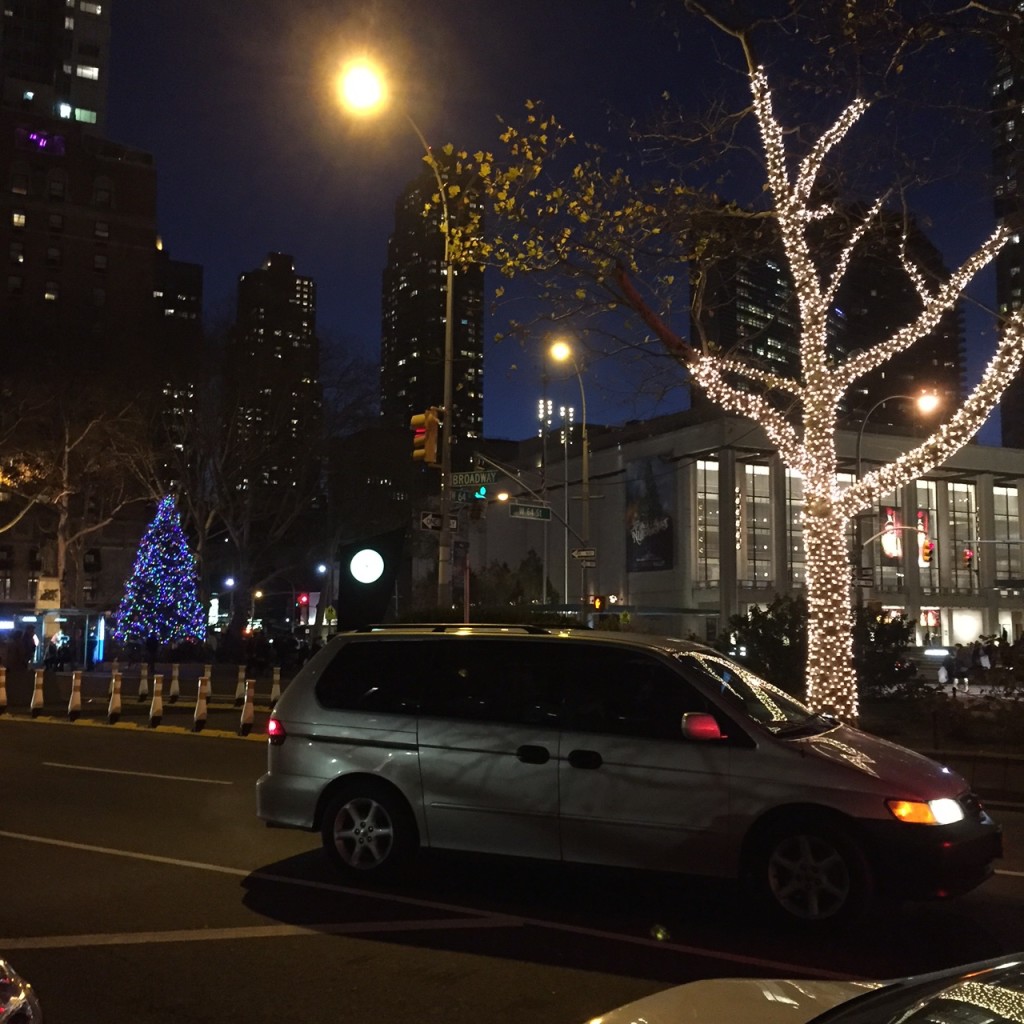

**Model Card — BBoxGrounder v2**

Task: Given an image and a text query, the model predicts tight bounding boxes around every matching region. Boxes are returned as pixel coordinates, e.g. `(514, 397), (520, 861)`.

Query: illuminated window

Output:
(44, 282), (58, 301)
(12, 211), (25, 228)
(993, 486), (1021, 582)
(695, 460), (720, 585)
(74, 108), (97, 124)
(76, 65), (99, 79)
(743, 464), (772, 584)
(94, 221), (108, 238)
(80, 1), (102, 12)
(949, 482), (978, 592)
(10, 242), (24, 264)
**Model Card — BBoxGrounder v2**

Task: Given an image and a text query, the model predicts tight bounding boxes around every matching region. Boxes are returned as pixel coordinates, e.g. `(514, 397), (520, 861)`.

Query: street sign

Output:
(509, 502), (551, 521)
(581, 559), (597, 568)
(419, 511), (458, 532)
(571, 547), (596, 560)
(451, 469), (499, 487)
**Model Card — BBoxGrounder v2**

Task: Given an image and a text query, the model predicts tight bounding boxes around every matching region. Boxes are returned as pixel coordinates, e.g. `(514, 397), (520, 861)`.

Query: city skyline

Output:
(104, 1), (1007, 443)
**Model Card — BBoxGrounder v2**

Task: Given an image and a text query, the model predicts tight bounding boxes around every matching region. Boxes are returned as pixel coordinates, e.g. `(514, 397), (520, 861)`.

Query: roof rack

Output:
(352, 623), (558, 635)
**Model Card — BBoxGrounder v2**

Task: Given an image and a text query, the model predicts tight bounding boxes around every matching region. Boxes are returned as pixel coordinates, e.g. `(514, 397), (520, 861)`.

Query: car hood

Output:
(793, 723), (967, 798)
(586, 977), (879, 1024)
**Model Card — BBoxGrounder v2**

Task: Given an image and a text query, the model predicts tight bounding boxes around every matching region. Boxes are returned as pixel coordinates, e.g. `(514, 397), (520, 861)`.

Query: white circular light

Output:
(349, 548), (385, 584)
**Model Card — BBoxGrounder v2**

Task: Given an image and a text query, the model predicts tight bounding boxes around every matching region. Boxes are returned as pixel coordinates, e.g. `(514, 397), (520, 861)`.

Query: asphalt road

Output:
(1, 716), (1023, 1023)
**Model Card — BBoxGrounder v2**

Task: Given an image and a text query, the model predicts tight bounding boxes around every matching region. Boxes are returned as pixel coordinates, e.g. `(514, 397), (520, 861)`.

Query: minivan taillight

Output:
(267, 718), (287, 746)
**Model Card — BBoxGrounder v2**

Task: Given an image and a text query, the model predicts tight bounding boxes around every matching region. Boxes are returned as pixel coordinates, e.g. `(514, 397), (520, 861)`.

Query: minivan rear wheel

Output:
(750, 818), (872, 924)
(321, 783), (417, 878)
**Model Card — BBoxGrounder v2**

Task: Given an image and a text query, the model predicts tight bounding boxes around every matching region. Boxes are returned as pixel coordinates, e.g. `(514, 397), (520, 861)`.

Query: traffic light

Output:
(963, 547), (975, 568)
(591, 595), (607, 612)
(410, 407), (440, 466)
(921, 539), (933, 564)
(296, 592), (309, 607)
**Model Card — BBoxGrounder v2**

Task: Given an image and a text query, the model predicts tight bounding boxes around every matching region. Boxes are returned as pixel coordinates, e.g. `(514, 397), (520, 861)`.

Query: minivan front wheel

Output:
(751, 819), (871, 924)
(321, 783), (417, 878)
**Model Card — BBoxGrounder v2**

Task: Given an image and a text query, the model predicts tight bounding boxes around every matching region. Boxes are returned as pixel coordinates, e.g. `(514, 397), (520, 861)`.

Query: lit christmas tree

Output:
(113, 495), (207, 646)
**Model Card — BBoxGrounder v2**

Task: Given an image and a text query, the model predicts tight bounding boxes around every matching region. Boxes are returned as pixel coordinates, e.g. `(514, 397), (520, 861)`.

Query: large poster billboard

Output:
(626, 456), (674, 572)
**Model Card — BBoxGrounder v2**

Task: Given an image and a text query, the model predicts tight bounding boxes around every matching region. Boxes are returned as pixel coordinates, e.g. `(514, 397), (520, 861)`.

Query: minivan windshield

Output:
(675, 650), (837, 737)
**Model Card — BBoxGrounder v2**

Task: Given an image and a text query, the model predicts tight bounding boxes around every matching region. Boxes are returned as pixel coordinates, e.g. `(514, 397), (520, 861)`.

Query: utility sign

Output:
(419, 511), (458, 532)
(509, 502), (551, 521)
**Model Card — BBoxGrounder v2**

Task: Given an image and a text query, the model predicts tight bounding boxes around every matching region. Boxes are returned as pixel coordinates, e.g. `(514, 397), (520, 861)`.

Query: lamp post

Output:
(337, 58), (457, 612)
(854, 392), (941, 602)
(538, 392), (553, 605)
(551, 340), (590, 604)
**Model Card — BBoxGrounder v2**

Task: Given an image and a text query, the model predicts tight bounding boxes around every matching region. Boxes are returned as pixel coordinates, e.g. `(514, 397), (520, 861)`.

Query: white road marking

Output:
(0, 829), (857, 978)
(42, 762), (233, 785)
(0, 917), (521, 951)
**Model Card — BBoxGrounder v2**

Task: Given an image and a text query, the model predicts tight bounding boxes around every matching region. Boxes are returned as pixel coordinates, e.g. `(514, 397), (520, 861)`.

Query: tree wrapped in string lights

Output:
(456, 8), (1024, 719)
(113, 495), (207, 647)
(615, 65), (1024, 718)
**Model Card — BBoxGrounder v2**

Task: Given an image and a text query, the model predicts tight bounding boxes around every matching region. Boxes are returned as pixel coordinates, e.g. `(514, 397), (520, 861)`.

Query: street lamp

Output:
(337, 57), (457, 612)
(854, 392), (941, 600)
(551, 341), (590, 605)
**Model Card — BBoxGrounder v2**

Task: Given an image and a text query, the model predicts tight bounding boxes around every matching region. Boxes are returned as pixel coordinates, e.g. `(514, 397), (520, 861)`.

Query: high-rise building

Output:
(0, 105), (158, 381)
(0, 0), (111, 132)
(691, 209), (964, 431)
(993, 6), (1024, 447)
(228, 252), (322, 487)
(380, 165), (484, 467)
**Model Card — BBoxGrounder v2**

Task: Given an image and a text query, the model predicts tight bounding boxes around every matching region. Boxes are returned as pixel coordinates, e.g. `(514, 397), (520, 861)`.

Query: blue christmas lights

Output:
(113, 495), (207, 646)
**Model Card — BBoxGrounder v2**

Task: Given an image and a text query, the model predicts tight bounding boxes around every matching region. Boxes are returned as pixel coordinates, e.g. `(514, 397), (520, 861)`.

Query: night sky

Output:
(105, 1), (1003, 444)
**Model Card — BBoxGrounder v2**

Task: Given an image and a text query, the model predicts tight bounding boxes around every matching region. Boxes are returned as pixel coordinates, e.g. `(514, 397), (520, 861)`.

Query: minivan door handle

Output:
(516, 744), (550, 764)
(567, 749), (603, 770)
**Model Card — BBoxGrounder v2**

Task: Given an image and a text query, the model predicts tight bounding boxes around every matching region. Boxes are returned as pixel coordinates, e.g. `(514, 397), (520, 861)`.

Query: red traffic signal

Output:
(296, 592), (309, 606)
(410, 407), (440, 466)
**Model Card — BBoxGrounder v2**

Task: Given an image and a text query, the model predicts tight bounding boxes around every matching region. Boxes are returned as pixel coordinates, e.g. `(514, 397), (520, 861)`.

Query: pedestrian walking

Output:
(953, 643), (972, 692)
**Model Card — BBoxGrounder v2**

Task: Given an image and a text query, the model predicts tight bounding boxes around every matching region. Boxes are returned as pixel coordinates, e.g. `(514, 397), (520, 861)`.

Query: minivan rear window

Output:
(315, 639), (426, 713)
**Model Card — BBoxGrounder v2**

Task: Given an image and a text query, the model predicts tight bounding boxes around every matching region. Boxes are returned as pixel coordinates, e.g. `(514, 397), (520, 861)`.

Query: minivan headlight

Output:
(886, 798), (965, 825)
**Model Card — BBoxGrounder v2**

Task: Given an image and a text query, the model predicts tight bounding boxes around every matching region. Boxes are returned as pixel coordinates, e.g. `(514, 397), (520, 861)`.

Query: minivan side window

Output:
(419, 639), (561, 727)
(314, 639), (425, 713)
(560, 646), (726, 741)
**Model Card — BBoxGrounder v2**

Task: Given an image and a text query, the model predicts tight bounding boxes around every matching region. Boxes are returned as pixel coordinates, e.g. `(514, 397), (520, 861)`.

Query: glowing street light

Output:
(336, 56), (457, 612)
(854, 391), (942, 605)
(337, 58), (387, 114)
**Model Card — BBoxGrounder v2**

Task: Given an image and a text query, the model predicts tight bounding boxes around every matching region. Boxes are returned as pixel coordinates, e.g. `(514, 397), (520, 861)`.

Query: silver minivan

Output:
(256, 625), (1001, 923)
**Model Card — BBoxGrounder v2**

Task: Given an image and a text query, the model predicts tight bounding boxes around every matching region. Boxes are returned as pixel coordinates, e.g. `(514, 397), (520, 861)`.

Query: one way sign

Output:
(420, 511), (458, 532)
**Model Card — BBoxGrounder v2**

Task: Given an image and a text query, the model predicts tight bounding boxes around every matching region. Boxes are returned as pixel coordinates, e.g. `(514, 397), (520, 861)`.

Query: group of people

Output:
(940, 633), (1014, 690)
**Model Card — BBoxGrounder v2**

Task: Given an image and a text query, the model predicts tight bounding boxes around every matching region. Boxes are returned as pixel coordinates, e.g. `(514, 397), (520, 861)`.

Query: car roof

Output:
(332, 623), (713, 658)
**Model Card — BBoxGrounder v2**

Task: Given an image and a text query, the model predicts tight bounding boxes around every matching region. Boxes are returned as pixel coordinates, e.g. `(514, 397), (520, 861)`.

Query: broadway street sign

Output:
(451, 469), (499, 487)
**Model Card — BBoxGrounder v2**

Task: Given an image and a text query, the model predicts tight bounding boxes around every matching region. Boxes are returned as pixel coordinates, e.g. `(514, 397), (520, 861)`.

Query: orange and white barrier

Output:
(138, 664), (149, 702)
(30, 670), (45, 718)
(193, 677), (208, 733)
(238, 679), (255, 736)
(67, 670), (82, 721)
(168, 663), (180, 704)
(234, 666), (246, 706)
(108, 673), (122, 724)
(149, 675), (163, 728)
(0, 666), (7, 715)
(270, 666), (281, 707)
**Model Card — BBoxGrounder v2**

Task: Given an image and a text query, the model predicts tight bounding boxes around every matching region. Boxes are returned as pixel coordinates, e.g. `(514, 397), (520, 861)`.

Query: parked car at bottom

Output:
(256, 625), (1001, 924)
(583, 952), (1024, 1023)
(1, 958), (42, 1022)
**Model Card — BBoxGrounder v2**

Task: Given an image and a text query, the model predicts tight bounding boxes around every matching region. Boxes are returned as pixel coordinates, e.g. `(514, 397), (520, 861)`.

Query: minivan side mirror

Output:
(681, 712), (723, 741)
